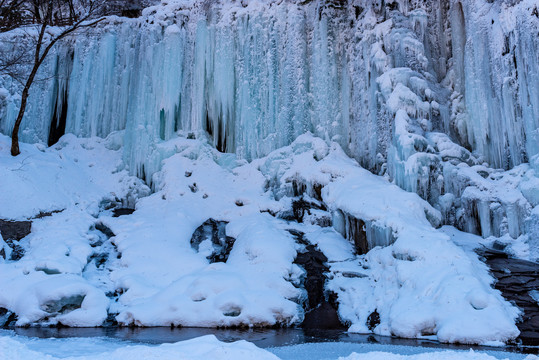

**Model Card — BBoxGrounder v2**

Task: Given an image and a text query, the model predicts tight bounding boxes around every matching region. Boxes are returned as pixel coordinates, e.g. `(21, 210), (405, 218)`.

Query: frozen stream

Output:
(1, 328), (537, 360)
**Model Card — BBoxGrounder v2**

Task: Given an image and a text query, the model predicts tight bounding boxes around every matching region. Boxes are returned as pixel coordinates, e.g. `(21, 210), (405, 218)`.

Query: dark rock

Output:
(41, 295), (85, 314)
(103, 313), (119, 327)
(280, 197), (327, 224)
(519, 331), (539, 346)
(0, 219), (31, 241)
(347, 216), (368, 255)
(33, 209), (64, 219)
(492, 241), (508, 251)
(94, 222), (115, 239)
(367, 310), (380, 331)
(302, 301), (343, 329)
(0, 307), (17, 328)
(190, 219), (235, 263)
(479, 249), (539, 346)
(289, 229), (345, 329)
(3, 238), (25, 261)
(480, 247), (509, 260)
(112, 208), (135, 217)
(292, 199), (312, 223)
(89, 253), (109, 268)
(312, 183), (323, 202)
(291, 180), (307, 197)
(223, 306), (242, 317)
(35, 266), (61, 275)
(333, 210), (389, 255)
(341, 271), (367, 279)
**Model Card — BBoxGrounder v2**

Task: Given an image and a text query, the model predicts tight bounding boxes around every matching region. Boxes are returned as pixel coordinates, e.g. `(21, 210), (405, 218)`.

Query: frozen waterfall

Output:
(1, 0), (539, 243)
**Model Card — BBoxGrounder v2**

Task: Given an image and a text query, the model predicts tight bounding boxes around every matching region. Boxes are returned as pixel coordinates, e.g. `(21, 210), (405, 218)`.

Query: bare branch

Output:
(4, 0), (109, 156)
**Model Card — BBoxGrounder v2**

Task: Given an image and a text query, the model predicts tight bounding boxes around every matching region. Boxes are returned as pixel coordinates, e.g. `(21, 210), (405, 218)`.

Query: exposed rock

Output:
(0, 307), (17, 328)
(0, 219), (31, 241)
(278, 197), (328, 224)
(32, 209), (64, 219)
(479, 249), (539, 346)
(332, 210), (368, 255)
(332, 210), (395, 255)
(301, 301), (343, 329)
(112, 208), (135, 217)
(367, 310), (380, 331)
(103, 312), (119, 327)
(289, 229), (345, 329)
(190, 219), (236, 263)
(41, 295), (85, 314)
(2, 238), (25, 261)
(94, 222), (115, 239)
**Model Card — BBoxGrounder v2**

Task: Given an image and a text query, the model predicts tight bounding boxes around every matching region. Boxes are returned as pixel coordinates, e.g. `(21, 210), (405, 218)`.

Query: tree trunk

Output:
(10, 88), (29, 156)
(9, 4), (103, 156)
(11, 63), (41, 156)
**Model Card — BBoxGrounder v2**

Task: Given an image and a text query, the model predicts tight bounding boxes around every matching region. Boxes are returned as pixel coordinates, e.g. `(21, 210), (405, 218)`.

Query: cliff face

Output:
(1, 0), (538, 245)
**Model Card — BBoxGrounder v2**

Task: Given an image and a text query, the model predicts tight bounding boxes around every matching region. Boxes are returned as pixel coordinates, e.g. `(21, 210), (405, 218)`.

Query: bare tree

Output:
(0, 0), (105, 156)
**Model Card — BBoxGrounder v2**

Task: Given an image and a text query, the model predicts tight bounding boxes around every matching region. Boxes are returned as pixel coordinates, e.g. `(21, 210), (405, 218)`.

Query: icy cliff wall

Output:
(1, 0), (538, 241)
(1, 0), (538, 169)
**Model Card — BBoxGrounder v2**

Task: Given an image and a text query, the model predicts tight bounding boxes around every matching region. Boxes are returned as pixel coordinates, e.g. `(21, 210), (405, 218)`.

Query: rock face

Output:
(190, 219), (236, 263)
(289, 229), (345, 330)
(0, 219), (31, 241)
(0, 307), (17, 328)
(480, 249), (539, 346)
(0, 219), (31, 261)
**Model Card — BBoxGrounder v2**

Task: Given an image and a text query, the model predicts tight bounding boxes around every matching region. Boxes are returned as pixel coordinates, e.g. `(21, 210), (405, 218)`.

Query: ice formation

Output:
(1, 0), (538, 246)
(0, 0), (538, 346)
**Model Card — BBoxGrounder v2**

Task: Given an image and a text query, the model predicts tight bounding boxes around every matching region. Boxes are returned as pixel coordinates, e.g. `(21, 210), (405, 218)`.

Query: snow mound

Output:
(0, 133), (148, 220)
(0, 133), (521, 344)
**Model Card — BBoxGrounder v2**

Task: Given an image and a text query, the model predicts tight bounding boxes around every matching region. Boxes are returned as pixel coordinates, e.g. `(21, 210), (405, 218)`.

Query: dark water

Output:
(11, 327), (538, 355)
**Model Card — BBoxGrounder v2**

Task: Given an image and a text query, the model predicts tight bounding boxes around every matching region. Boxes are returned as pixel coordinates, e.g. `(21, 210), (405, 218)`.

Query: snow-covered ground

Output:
(0, 132), (521, 345)
(0, 330), (537, 360)
(2, 0), (538, 252)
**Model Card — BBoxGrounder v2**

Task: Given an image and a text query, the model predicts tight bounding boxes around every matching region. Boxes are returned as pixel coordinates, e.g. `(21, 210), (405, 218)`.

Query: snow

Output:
(0, 133), (148, 220)
(0, 334), (280, 360)
(0, 0), (538, 348)
(1, 0), (537, 257)
(0, 132), (522, 345)
(0, 332), (537, 360)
